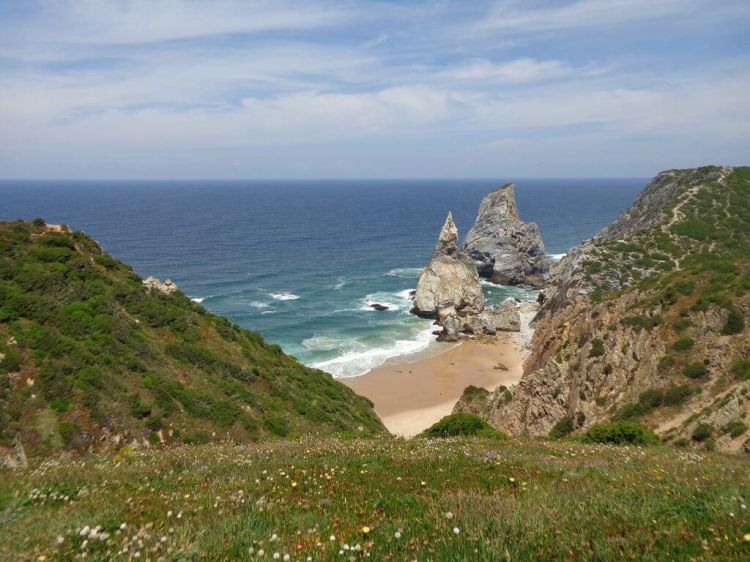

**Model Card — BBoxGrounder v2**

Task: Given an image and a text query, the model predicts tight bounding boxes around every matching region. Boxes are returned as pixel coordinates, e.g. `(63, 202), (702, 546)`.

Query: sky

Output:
(0, 0), (748, 179)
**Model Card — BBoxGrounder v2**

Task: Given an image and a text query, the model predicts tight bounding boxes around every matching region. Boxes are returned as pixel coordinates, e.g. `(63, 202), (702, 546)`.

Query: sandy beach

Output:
(343, 332), (524, 437)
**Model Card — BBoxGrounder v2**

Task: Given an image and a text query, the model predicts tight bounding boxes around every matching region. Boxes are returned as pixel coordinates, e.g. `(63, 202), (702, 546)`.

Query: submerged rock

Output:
(463, 183), (550, 285)
(370, 303), (389, 311)
(413, 213), (484, 319)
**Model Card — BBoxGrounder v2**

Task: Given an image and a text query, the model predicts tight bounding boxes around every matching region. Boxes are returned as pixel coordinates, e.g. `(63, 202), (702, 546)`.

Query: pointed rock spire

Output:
(433, 212), (458, 257)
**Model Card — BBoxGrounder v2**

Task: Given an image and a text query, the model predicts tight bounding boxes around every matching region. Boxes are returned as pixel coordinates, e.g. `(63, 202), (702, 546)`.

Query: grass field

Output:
(2, 437), (749, 561)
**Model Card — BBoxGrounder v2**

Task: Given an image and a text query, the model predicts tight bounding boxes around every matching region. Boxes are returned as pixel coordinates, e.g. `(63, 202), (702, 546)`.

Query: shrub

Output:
(691, 423), (712, 442)
(0, 348), (21, 373)
(733, 359), (750, 381)
(683, 362), (707, 379)
(549, 416), (575, 438)
(672, 338), (694, 352)
(672, 318), (692, 332)
(422, 413), (505, 439)
(583, 421), (658, 445)
(723, 420), (748, 438)
(639, 389), (664, 409)
(721, 307), (745, 335)
(659, 355), (675, 369)
(663, 384), (693, 406)
(588, 338), (605, 358)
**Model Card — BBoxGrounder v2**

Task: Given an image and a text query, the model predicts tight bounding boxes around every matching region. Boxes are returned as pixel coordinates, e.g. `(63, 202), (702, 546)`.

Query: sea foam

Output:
(311, 325), (436, 378)
(269, 292), (300, 301)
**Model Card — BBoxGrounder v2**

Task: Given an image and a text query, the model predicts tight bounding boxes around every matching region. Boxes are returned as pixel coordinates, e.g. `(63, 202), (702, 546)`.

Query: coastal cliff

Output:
(456, 166), (750, 453)
(463, 183), (550, 286)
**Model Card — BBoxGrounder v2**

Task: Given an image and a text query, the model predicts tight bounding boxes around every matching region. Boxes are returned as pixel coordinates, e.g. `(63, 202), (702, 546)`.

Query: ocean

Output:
(0, 178), (645, 377)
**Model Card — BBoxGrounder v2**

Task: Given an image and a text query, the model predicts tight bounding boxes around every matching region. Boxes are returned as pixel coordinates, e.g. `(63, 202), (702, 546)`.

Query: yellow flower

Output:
(291, 482), (297, 488)
(361, 526), (371, 534)
(744, 532), (750, 542)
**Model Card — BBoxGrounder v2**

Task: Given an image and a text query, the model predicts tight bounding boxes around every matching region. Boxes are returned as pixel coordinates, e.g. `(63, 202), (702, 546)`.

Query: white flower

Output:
(453, 527), (460, 535)
(394, 531), (401, 539)
(284, 555), (290, 561)
(56, 536), (64, 545)
(445, 512), (453, 520)
(273, 553), (280, 560)
(258, 549), (265, 556)
(119, 523), (127, 530)
(270, 534), (278, 542)
(329, 535), (336, 541)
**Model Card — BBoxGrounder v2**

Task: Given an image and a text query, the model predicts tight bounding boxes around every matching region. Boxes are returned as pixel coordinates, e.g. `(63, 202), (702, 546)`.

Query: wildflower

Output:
(361, 526), (371, 534)
(509, 477), (515, 483)
(273, 553), (280, 560)
(453, 527), (460, 535)
(394, 531), (402, 539)
(420, 481), (426, 486)
(445, 512), (453, 520)
(258, 549), (265, 556)
(284, 555), (290, 561)
(270, 534), (278, 542)
(56, 536), (64, 545)
(329, 535), (336, 541)
(291, 482), (298, 488)
(744, 533), (750, 542)
(120, 523), (127, 530)
(249, 547), (255, 555)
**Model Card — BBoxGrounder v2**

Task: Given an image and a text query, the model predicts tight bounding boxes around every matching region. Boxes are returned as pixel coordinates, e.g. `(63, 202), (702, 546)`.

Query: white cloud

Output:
(1, 0), (350, 45)
(442, 58), (596, 83)
(479, 0), (699, 32)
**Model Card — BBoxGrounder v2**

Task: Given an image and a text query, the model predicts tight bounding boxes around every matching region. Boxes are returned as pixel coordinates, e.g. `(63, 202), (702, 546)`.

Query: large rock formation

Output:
(463, 184), (550, 286)
(413, 213), (484, 319)
(455, 166), (750, 454)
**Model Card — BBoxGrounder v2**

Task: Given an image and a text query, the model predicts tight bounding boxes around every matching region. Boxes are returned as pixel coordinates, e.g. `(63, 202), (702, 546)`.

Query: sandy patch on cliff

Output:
(343, 334), (523, 437)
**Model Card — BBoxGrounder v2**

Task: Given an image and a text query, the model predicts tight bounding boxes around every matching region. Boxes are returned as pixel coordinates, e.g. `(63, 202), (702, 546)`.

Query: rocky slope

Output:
(0, 220), (384, 463)
(463, 183), (550, 285)
(456, 166), (750, 453)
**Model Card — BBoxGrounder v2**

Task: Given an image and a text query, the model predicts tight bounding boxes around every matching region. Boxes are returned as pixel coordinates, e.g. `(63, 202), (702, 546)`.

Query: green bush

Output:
(683, 362), (707, 379)
(0, 348), (21, 373)
(672, 338), (694, 352)
(588, 338), (605, 358)
(583, 421), (658, 445)
(732, 359), (750, 380)
(549, 416), (575, 438)
(422, 413), (505, 439)
(691, 423), (712, 442)
(663, 384), (693, 406)
(721, 307), (745, 335)
(722, 420), (748, 438)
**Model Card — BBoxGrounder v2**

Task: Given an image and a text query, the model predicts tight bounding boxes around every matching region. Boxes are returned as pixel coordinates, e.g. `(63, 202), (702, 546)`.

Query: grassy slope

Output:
(1, 437), (749, 560)
(0, 220), (383, 457)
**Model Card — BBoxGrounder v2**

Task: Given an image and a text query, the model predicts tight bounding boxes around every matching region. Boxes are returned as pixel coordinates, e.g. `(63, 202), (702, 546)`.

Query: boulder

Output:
(479, 298), (521, 332)
(370, 303), (389, 311)
(463, 184), (550, 285)
(143, 276), (178, 294)
(437, 312), (460, 342)
(412, 213), (484, 319)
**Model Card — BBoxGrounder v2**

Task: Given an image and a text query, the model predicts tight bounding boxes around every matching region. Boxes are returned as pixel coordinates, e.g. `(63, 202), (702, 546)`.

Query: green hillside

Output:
(0, 220), (383, 458)
(2, 436), (749, 560)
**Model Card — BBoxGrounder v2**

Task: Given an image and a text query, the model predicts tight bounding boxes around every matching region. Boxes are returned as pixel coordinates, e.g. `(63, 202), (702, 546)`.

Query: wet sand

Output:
(343, 334), (524, 437)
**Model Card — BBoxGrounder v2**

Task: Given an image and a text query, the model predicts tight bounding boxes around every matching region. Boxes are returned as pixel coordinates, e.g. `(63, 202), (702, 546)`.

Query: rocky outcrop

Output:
(143, 276), (178, 294)
(413, 213), (484, 319)
(463, 184), (550, 286)
(455, 166), (750, 453)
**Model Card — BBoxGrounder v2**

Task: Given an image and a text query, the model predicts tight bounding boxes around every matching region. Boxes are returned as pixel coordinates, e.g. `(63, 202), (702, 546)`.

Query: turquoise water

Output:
(0, 178), (644, 376)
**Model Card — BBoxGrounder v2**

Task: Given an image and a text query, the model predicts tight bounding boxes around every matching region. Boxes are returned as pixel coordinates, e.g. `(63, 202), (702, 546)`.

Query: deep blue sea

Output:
(0, 179), (644, 377)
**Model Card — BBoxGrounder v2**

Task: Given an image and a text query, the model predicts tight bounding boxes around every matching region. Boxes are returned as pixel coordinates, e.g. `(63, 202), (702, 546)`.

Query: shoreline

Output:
(342, 331), (524, 437)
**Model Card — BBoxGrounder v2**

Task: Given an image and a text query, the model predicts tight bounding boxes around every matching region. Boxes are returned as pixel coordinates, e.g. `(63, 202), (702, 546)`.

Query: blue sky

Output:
(0, 0), (748, 178)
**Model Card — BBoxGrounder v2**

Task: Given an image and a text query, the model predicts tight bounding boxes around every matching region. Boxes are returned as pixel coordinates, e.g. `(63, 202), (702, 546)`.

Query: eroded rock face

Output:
(143, 276), (178, 294)
(413, 213), (484, 319)
(463, 184), (550, 286)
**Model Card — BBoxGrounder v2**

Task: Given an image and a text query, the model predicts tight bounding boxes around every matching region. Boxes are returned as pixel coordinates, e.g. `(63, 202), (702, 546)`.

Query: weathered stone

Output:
(463, 184), (550, 285)
(413, 213), (484, 319)
(143, 276), (178, 294)
(479, 298), (521, 332)
(437, 313), (460, 342)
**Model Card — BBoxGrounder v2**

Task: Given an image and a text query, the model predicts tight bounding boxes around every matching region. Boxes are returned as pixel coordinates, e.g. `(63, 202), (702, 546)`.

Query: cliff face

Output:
(463, 183), (550, 285)
(456, 166), (750, 453)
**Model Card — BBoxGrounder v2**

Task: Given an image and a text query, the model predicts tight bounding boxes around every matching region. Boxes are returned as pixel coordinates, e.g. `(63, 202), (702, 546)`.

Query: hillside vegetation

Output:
(2, 436), (749, 561)
(458, 167), (750, 452)
(0, 220), (383, 460)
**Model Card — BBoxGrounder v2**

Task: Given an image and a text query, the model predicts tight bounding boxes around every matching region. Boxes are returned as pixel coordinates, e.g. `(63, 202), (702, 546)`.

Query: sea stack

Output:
(412, 212), (484, 321)
(463, 183), (550, 285)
